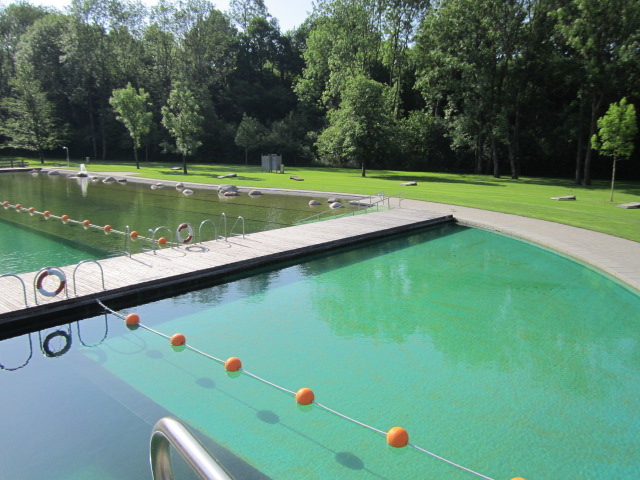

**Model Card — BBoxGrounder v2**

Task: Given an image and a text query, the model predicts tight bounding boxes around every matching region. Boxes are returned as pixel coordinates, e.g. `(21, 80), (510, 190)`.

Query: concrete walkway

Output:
(402, 199), (640, 293)
(37, 168), (640, 294)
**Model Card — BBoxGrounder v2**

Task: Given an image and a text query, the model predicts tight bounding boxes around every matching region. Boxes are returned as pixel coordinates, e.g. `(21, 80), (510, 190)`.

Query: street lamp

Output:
(62, 146), (69, 167)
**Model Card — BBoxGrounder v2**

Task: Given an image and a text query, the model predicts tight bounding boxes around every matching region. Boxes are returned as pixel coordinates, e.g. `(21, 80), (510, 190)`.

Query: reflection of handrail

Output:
(76, 314), (108, 347)
(228, 216), (245, 239)
(0, 333), (33, 371)
(198, 219), (218, 244)
(150, 417), (233, 480)
(0, 274), (29, 308)
(73, 260), (105, 296)
(219, 213), (227, 239)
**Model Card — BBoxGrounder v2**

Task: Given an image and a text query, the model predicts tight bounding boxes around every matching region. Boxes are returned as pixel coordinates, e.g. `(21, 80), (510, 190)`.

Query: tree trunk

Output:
(610, 157), (617, 202)
(491, 133), (500, 178)
(245, 148), (248, 165)
(182, 154), (188, 175)
(574, 102), (584, 185)
(39, 149), (44, 165)
(583, 92), (604, 186)
(133, 146), (140, 169)
(361, 161), (366, 177)
(475, 127), (483, 174)
(508, 113), (520, 180)
(88, 98), (98, 160)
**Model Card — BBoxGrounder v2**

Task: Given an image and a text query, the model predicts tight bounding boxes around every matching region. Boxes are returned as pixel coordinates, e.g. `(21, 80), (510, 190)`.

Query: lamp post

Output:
(62, 146), (69, 167)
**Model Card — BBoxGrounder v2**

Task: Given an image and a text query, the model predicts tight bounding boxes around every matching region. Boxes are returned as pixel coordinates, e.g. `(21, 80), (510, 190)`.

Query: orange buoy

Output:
(83, 220), (90, 227)
(130, 231), (139, 239)
(386, 427), (409, 448)
(125, 313), (140, 325)
(104, 225), (112, 233)
(170, 333), (186, 346)
(295, 387), (315, 405)
(510, 478), (527, 480)
(61, 214), (69, 222)
(158, 237), (167, 246)
(44, 210), (51, 218)
(224, 357), (242, 372)
(2, 201), (8, 207)
(15, 204), (22, 210)
(28, 207), (36, 214)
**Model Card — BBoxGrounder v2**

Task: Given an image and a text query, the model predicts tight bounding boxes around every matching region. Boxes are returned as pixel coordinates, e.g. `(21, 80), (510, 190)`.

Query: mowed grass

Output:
(9, 157), (640, 242)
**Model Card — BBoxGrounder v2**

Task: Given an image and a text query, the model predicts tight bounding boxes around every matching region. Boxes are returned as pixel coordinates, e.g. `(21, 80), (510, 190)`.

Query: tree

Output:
(316, 75), (394, 176)
(0, 66), (64, 163)
(235, 114), (265, 164)
(228, 0), (269, 30)
(591, 98), (637, 202)
(110, 82), (153, 169)
(161, 82), (203, 174)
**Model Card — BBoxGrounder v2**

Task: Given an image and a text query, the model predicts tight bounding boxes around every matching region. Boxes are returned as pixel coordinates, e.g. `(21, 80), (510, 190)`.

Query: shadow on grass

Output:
(369, 173), (505, 186)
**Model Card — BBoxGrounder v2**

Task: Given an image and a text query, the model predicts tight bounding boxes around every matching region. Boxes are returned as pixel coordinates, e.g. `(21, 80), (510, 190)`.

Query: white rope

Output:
(98, 301), (499, 480)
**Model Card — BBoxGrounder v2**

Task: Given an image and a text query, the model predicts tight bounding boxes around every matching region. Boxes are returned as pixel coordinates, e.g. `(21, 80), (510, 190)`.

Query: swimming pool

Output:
(0, 171), (358, 273)
(1, 224), (638, 479)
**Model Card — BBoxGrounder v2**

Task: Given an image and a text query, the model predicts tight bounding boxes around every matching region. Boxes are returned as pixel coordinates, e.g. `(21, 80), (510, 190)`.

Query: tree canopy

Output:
(0, 0), (638, 180)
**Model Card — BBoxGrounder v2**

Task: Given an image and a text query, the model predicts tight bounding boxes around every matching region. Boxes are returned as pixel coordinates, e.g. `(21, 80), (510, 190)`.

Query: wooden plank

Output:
(0, 208), (452, 334)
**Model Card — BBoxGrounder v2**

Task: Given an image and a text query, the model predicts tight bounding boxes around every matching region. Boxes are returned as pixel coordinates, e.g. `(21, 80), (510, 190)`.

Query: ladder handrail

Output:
(228, 216), (245, 239)
(0, 274), (29, 307)
(150, 417), (233, 480)
(72, 260), (105, 296)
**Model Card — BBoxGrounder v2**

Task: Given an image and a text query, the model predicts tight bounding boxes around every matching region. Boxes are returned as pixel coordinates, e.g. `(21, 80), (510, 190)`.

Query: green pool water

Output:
(0, 172), (352, 274)
(1, 224), (638, 479)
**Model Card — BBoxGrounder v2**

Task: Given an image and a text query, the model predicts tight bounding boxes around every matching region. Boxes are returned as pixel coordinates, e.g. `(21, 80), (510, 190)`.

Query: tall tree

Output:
(591, 98), (638, 202)
(228, 0), (269, 30)
(555, 0), (640, 185)
(316, 75), (394, 176)
(0, 66), (65, 163)
(235, 114), (265, 164)
(110, 82), (153, 169)
(161, 82), (204, 175)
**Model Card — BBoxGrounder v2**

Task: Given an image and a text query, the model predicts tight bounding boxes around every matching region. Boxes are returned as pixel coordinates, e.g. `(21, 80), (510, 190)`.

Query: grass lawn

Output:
(6, 157), (640, 242)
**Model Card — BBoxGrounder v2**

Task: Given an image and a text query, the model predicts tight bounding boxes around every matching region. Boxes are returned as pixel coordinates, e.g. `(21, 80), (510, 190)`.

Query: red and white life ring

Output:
(36, 268), (66, 297)
(176, 223), (194, 244)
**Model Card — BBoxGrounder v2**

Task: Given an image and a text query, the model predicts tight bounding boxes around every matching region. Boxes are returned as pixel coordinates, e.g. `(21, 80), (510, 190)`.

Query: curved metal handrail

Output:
(228, 216), (245, 239)
(72, 260), (105, 296)
(150, 417), (233, 480)
(148, 226), (173, 254)
(0, 333), (33, 371)
(198, 219), (218, 244)
(0, 274), (29, 308)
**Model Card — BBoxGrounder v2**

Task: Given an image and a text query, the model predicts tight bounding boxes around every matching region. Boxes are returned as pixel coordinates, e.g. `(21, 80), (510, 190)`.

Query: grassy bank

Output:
(6, 157), (640, 242)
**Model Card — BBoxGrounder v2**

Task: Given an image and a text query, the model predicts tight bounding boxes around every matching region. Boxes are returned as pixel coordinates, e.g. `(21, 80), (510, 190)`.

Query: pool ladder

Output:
(150, 417), (233, 480)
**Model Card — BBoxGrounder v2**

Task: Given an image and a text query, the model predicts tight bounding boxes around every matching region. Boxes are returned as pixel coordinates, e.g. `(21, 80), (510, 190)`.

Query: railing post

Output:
(150, 417), (233, 480)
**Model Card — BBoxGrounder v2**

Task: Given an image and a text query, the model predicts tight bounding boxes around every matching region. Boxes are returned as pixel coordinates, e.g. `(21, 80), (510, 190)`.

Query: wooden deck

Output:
(0, 208), (453, 338)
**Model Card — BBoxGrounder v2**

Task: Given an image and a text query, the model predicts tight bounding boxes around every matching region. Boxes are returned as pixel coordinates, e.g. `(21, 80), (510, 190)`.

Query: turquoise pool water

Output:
(1, 224), (639, 479)
(0, 220), (103, 274)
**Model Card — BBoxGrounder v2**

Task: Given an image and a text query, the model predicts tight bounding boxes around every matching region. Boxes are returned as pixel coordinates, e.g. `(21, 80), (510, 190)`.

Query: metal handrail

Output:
(0, 274), (29, 307)
(198, 219), (218, 244)
(228, 216), (245, 239)
(148, 226), (173, 254)
(72, 260), (105, 296)
(150, 417), (233, 480)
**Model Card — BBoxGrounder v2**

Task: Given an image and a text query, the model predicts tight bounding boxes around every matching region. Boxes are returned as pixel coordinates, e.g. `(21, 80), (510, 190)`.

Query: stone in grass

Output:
(249, 190), (262, 196)
(330, 202), (344, 209)
(290, 176), (304, 181)
(551, 195), (576, 201)
(308, 199), (321, 206)
(327, 198), (340, 204)
(217, 173), (237, 179)
(171, 166), (181, 170)
(617, 202), (640, 209)
(400, 181), (417, 186)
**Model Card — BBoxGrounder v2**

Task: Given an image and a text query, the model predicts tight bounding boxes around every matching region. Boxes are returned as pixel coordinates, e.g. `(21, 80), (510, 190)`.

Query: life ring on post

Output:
(35, 267), (67, 297)
(176, 223), (193, 244)
(42, 330), (71, 357)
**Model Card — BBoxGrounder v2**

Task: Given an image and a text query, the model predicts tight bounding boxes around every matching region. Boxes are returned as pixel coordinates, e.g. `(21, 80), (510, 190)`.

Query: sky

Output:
(21, 0), (315, 32)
